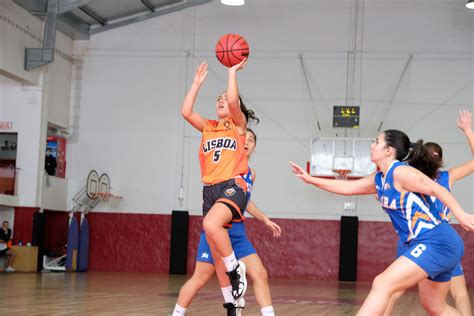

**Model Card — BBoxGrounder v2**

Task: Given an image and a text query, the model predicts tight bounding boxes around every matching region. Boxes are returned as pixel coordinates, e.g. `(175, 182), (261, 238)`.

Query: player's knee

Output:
(194, 273), (211, 287)
(250, 266), (268, 283)
(419, 291), (447, 315)
(371, 274), (393, 294)
(202, 218), (218, 237)
(189, 271), (212, 288)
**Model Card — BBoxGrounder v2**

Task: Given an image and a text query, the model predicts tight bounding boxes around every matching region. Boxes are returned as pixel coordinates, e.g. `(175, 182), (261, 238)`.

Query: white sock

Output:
(261, 306), (275, 315)
(172, 304), (186, 315)
(222, 252), (238, 272)
(221, 286), (234, 303)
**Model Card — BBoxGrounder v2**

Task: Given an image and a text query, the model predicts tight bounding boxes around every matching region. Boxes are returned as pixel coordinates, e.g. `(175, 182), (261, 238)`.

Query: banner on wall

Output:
(46, 136), (67, 178)
(0, 122), (13, 130)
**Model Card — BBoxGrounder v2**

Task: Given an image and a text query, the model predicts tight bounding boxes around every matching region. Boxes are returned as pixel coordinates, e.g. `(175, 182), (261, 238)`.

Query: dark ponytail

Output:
(239, 97), (259, 125)
(383, 130), (440, 179)
(424, 142), (443, 171)
(407, 140), (439, 179)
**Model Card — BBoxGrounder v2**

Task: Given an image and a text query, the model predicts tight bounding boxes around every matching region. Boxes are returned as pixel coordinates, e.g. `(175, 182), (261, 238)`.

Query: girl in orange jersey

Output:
(173, 129), (280, 316)
(180, 59), (259, 307)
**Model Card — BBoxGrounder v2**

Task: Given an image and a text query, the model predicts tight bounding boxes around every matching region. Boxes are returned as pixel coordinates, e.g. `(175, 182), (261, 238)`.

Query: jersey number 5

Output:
(213, 150), (222, 163)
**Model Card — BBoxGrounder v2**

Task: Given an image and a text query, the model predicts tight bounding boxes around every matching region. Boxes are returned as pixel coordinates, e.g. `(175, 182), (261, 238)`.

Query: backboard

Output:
(310, 137), (376, 179)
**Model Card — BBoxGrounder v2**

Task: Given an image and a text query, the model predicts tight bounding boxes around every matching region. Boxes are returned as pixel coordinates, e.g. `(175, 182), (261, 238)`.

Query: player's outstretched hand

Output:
(290, 161), (312, 184)
(193, 62), (208, 86)
(456, 109), (472, 134)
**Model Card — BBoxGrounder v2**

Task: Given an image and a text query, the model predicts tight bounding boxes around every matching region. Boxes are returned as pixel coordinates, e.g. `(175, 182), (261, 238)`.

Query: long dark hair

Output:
(424, 142), (443, 170)
(383, 130), (439, 179)
(408, 140), (440, 179)
(239, 97), (259, 125)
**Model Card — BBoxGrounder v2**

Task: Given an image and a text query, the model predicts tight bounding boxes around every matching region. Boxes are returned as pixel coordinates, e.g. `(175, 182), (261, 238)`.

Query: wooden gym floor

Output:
(0, 272), (472, 315)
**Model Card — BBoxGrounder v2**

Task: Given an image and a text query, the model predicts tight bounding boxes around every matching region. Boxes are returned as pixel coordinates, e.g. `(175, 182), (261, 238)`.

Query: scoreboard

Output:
(333, 106), (360, 128)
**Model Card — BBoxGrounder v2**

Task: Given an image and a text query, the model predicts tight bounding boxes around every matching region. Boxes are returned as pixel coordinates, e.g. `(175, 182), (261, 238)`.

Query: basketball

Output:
(215, 33), (249, 67)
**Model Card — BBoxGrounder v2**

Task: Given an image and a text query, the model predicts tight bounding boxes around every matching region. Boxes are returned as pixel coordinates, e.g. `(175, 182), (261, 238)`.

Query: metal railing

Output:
(70, 186), (100, 214)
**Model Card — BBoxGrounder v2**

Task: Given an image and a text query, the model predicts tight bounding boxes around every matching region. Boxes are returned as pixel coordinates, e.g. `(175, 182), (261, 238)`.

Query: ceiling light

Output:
(221, 0), (245, 6)
(466, 1), (474, 9)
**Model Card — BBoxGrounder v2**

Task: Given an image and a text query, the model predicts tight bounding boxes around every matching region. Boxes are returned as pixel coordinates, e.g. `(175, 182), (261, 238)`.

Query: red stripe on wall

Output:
(247, 218), (341, 280)
(186, 216), (341, 280)
(453, 226), (474, 286)
(186, 215), (202, 273)
(357, 221), (398, 282)
(186, 217), (341, 280)
(43, 210), (71, 257)
(59, 212), (473, 286)
(87, 212), (171, 273)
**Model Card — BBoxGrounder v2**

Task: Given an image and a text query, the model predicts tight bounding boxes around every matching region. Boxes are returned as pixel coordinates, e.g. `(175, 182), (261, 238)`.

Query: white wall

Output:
(0, 1), (75, 208)
(69, 0), (474, 220)
(0, 1), (42, 85)
(0, 0), (75, 129)
(0, 75), (43, 207)
(42, 176), (68, 211)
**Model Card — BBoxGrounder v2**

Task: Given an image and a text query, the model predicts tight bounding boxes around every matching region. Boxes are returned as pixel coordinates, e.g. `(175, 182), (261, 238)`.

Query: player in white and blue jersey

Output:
(173, 129), (280, 316)
(385, 110), (474, 316)
(291, 128), (474, 315)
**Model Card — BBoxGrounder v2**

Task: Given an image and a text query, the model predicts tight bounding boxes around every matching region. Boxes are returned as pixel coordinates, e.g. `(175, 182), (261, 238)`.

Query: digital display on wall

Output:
(333, 106), (360, 128)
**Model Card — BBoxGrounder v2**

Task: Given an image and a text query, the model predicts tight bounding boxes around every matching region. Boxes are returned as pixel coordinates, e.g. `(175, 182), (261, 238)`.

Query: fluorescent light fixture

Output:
(221, 0), (245, 6)
(466, 1), (474, 9)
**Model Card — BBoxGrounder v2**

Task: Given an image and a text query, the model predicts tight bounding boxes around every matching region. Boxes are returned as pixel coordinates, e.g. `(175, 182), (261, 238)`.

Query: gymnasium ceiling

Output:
(13, 0), (211, 40)
(10, 0), (473, 141)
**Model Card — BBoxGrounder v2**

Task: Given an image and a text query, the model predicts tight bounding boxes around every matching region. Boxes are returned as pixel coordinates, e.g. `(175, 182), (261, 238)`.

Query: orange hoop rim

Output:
(332, 169), (352, 175)
(90, 192), (123, 201)
(332, 169), (352, 179)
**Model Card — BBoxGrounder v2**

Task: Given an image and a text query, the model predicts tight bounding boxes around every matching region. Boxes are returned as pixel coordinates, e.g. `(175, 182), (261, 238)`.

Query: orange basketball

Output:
(215, 34), (249, 67)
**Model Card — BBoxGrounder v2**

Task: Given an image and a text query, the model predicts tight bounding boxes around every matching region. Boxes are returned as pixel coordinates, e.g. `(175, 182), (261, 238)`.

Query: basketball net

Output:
(91, 192), (112, 201)
(333, 169), (351, 180)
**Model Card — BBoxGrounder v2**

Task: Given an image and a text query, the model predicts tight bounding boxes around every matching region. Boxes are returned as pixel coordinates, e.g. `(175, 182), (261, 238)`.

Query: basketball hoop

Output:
(333, 169), (352, 180)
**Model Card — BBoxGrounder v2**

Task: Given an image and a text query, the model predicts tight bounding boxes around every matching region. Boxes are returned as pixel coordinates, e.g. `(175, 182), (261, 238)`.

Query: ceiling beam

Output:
(14, 0), (90, 14)
(57, 0), (90, 14)
(15, 0), (211, 39)
(89, 0), (211, 35)
(79, 5), (107, 26)
(14, 0), (91, 39)
(57, 12), (90, 40)
(141, 0), (156, 13)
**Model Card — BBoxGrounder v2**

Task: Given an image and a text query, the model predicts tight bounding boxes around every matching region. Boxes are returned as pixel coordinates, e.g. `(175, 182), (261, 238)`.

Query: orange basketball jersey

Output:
(199, 118), (248, 185)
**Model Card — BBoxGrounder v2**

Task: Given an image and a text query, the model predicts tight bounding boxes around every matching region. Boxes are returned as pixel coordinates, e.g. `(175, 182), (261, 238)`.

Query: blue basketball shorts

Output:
(451, 263), (464, 277)
(196, 222), (256, 264)
(397, 222), (464, 282)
